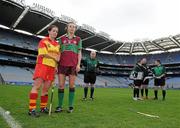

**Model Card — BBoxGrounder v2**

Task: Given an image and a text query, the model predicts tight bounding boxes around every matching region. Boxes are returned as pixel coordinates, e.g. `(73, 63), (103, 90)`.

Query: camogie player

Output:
(140, 58), (151, 99)
(130, 58), (147, 100)
(55, 22), (82, 113)
(28, 25), (60, 117)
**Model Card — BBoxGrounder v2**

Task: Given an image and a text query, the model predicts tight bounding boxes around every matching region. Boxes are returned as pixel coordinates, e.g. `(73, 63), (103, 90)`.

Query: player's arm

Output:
(40, 51), (59, 62)
(157, 66), (166, 79)
(38, 41), (59, 62)
(44, 54), (59, 62)
(129, 66), (138, 80)
(151, 68), (156, 77)
(76, 50), (82, 71)
(148, 66), (152, 74)
(76, 39), (82, 72)
(83, 57), (87, 67)
(96, 60), (100, 73)
(157, 74), (165, 79)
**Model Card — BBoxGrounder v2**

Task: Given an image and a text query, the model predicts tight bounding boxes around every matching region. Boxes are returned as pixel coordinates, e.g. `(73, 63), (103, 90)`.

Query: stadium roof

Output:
(1, 0), (180, 55)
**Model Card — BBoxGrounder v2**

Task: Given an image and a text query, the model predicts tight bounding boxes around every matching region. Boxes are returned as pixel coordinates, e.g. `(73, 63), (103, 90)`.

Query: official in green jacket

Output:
(83, 51), (99, 100)
(152, 60), (166, 100)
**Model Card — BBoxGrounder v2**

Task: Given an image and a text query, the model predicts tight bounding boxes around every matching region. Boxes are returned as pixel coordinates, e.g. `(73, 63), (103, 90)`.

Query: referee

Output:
(152, 60), (166, 100)
(83, 51), (99, 100)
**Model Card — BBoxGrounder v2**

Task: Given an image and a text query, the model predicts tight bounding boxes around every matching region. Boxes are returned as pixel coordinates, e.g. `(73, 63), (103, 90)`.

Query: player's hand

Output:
(76, 65), (81, 73)
(55, 67), (58, 74)
(156, 76), (161, 79)
(55, 55), (60, 62)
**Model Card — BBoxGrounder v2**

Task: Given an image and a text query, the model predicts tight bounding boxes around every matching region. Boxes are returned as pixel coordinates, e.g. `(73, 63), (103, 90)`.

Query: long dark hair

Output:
(48, 25), (58, 31)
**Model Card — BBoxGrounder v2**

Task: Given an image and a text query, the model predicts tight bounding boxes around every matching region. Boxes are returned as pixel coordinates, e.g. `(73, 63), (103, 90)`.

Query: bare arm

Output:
(77, 50), (82, 66)
(76, 50), (82, 72)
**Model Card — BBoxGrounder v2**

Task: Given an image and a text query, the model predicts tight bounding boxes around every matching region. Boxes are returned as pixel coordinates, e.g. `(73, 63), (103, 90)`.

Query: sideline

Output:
(0, 106), (22, 128)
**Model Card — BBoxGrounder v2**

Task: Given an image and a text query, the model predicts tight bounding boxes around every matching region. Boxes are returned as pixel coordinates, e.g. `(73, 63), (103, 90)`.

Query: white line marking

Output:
(0, 106), (22, 128)
(137, 111), (160, 118)
(129, 108), (160, 118)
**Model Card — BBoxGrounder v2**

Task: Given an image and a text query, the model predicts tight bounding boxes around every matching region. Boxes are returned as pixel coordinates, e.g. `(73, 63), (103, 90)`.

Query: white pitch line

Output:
(137, 111), (160, 118)
(0, 106), (22, 128)
(129, 108), (160, 119)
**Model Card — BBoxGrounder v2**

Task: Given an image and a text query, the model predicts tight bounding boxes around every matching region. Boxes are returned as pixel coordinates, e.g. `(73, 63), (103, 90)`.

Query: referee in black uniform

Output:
(83, 51), (99, 100)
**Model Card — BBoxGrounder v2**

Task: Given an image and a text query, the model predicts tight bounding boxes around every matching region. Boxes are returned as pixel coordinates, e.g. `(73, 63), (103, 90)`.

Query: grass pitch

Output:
(0, 85), (180, 128)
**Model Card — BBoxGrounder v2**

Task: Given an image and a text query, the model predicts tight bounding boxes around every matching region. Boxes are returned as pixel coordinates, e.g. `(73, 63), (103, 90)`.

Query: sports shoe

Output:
(137, 97), (143, 100)
(153, 97), (158, 100)
(90, 97), (94, 101)
(28, 109), (40, 118)
(133, 97), (138, 101)
(40, 107), (49, 114)
(67, 107), (73, 113)
(55, 107), (63, 113)
(82, 97), (87, 101)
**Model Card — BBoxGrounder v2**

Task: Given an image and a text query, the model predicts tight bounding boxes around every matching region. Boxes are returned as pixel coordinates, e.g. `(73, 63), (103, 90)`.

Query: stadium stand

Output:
(0, 27), (39, 50)
(0, 0), (180, 88)
(1, 37), (180, 88)
(166, 77), (180, 88)
(0, 66), (33, 85)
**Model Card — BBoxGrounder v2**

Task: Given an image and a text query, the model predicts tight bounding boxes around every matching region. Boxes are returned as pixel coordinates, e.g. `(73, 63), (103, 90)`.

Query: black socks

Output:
(154, 90), (158, 99)
(90, 87), (94, 98)
(133, 88), (140, 98)
(84, 87), (88, 98)
(162, 90), (166, 100)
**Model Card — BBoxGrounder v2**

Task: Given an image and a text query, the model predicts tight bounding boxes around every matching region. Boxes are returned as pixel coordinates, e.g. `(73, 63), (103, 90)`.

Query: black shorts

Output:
(134, 80), (143, 87)
(142, 79), (149, 85)
(154, 78), (165, 86)
(84, 72), (96, 84)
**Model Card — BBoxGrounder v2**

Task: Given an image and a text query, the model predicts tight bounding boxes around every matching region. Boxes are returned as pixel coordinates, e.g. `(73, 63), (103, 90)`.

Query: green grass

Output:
(0, 85), (180, 128)
(0, 115), (9, 128)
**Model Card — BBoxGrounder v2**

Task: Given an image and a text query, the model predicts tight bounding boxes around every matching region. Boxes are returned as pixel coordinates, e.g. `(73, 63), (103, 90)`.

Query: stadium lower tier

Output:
(0, 65), (179, 88)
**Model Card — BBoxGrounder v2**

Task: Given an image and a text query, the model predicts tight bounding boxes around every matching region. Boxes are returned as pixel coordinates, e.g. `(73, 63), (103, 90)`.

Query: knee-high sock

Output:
(141, 89), (144, 97)
(137, 88), (140, 98)
(58, 89), (64, 108)
(162, 90), (166, 99)
(69, 88), (75, 108)
(145, 89), (148, 97)
(154, 90), (158, 98)
(90, 87), (94, 98)
(40, 95), (48, 109)
(133, 88), (137, 97)
(84, 87), (88, 98)
(29, 93), (38, 111)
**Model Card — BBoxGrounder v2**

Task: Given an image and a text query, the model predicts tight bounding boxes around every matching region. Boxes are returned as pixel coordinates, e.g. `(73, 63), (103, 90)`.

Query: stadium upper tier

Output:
(1, 0), (180, 54)
(1, 27), (180, 82)
(0, 27), (180, 65)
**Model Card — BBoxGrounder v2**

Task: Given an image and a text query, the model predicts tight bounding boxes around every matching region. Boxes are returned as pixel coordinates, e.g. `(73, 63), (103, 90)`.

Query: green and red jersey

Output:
(57, 34), (82, 67)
